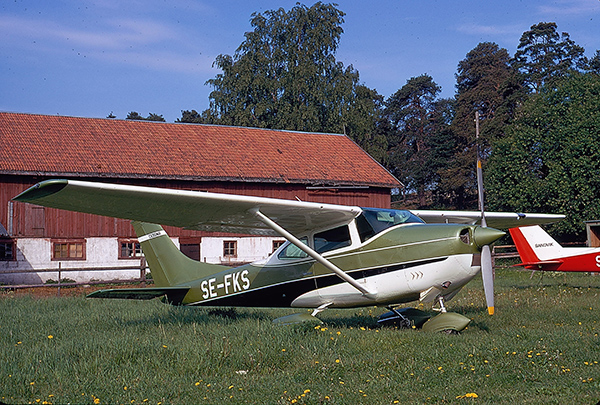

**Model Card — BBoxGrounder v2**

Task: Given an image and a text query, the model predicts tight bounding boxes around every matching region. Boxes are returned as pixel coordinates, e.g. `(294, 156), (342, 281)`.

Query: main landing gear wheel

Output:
(377, 307), (431, 329)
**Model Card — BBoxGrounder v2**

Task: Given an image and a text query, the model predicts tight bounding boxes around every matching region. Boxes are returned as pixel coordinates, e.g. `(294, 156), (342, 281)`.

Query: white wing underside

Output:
(411, 210), (564, 229)
(14, 180), (564, 237)
(13, 179), (362, 236)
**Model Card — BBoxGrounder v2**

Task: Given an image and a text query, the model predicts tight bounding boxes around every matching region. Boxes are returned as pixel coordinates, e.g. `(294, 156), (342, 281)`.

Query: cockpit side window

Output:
(314, 225), (351, 253)
(277, 237), (309, 260)
(357, 208), (424, 242)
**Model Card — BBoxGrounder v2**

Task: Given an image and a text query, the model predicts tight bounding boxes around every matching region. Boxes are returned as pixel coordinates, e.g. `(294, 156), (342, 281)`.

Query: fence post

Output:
(140, 257), (146, 287)
(57, 262), (61, 297)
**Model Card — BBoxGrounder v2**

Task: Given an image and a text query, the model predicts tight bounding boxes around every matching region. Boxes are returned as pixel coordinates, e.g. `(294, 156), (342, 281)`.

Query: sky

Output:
(2, 0), (600, 123)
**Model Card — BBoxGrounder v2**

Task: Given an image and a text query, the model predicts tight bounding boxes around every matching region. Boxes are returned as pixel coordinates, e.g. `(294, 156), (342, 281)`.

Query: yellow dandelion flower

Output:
(456, 392), (478, 399)
(94, 398), (100, 404)
(47, 335), (53, 339)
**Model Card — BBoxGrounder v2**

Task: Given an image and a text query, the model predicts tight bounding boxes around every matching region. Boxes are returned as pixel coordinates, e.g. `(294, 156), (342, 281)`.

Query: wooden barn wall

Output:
(2, 175), (393, 238)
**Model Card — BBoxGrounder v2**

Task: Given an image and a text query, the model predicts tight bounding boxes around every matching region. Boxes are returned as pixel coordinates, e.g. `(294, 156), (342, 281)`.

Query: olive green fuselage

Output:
(178, 223), (484, 308)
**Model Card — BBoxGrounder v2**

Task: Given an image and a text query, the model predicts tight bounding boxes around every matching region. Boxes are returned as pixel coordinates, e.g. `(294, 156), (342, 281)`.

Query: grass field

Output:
(1, 267), (600, 404)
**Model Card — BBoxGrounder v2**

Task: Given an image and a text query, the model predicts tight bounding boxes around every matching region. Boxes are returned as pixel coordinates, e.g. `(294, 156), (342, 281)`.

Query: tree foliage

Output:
(487, 73), (600, 238)
(384, 74), (441, 205)
(205, 3), (356, 131)
(200, 2), (386, 161)
(438, 42), (521, 209)
(512, 22), (587, 92)
(126, 112), (166, 122)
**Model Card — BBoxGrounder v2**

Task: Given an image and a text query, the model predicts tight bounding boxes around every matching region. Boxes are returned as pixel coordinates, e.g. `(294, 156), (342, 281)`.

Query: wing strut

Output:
(250, 208), (374, 297)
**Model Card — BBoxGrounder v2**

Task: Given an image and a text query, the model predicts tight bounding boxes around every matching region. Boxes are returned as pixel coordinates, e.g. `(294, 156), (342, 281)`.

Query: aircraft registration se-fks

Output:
(13, 180), (563, 332)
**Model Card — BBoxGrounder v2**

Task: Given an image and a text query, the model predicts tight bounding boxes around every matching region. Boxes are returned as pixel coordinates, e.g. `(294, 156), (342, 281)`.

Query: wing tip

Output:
(13, 179), (69, 202)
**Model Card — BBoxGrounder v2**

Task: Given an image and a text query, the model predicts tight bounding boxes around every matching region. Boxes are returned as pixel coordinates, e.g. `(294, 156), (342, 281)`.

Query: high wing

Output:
(13, 179), (362, 236)
(410, 210), (564, 229)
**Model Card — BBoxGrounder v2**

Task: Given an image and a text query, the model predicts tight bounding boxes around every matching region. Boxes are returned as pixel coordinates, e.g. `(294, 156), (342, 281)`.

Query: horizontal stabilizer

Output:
(515, 260), (563, 270)
(87, 287), (190, 304)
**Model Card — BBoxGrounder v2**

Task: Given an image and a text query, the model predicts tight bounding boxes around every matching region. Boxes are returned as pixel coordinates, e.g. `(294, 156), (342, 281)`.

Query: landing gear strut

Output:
(433, 295), (447, 313)
(385, 306), (411, 328)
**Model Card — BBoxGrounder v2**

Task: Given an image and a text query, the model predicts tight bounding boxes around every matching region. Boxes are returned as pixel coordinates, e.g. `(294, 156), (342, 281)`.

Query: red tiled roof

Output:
(0, 112), (400, 188)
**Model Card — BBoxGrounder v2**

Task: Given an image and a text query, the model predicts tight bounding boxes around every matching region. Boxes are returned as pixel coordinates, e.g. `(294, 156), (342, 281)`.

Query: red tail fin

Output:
(509, 227), (540, 264)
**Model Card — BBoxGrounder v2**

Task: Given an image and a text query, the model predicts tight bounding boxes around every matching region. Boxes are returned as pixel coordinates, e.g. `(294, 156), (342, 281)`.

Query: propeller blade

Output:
(475, 111), (495, 315)
(481, 244), (495, 315)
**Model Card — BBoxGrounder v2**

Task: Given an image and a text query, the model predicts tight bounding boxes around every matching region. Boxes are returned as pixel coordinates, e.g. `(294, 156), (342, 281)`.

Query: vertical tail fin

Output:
(133, 221), (229, 287)
(509, 225), (563, 264)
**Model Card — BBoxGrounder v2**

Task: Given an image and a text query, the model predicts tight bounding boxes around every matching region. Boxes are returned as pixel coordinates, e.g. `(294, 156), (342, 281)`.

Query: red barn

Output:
(0, 112), (401, 284)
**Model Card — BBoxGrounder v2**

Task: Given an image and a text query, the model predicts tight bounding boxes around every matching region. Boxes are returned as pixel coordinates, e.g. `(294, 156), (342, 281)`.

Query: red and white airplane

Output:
(509, 225), (600, 272)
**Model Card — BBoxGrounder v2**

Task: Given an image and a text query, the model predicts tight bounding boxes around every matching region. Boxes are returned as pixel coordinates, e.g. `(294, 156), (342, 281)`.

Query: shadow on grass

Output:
(121, 306), (273, 327)
(319, 314), (381, 329)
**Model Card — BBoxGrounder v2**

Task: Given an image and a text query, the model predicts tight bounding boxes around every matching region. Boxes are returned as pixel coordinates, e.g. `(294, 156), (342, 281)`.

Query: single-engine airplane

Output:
(510, 225), (600, 272)
(13, 180), (563, 332)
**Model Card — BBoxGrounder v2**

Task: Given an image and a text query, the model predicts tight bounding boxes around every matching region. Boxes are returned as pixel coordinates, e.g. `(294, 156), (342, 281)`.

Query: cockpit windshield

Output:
(356, 208), (424, 242)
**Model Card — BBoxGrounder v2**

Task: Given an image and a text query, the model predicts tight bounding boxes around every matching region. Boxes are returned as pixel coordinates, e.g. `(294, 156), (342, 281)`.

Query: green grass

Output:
(1, 268), (600, 404)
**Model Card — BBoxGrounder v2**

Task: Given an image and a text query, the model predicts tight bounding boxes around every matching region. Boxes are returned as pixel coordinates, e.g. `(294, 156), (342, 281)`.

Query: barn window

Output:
(119, 239), (142, 259)
(52, 240), (85, 260)
(0, 239), (15, 261)
(223, 241), (237, 258)
(272, 240), (286, 253)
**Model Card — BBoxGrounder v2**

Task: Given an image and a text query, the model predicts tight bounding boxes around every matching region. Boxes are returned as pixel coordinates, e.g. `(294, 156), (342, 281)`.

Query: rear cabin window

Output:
(314, 225), (351, 253)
